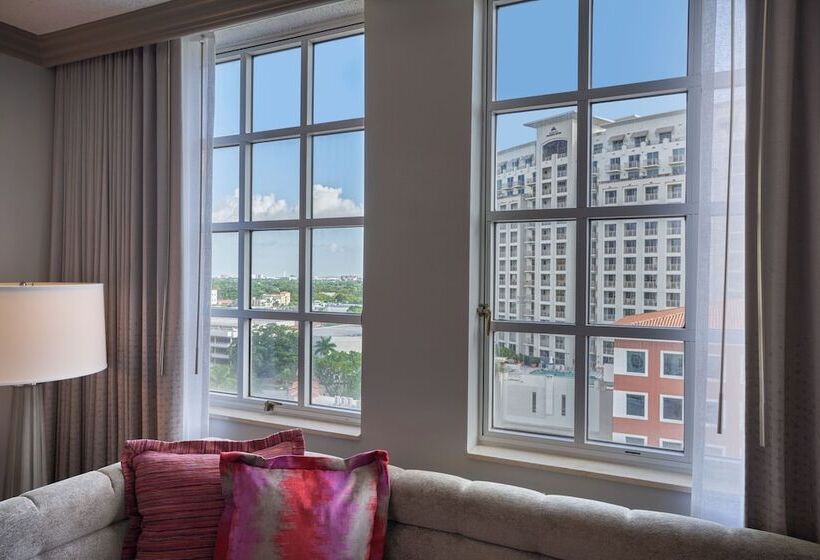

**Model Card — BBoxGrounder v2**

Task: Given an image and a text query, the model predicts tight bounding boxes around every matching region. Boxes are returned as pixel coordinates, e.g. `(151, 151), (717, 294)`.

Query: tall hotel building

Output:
(493, 107), (687, 443)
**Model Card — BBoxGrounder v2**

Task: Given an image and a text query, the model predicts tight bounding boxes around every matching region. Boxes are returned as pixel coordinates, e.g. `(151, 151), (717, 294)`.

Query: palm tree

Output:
(314, 336), (337, 356)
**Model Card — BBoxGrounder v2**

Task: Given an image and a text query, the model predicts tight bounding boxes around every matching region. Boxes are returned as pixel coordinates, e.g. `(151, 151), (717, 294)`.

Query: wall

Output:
(210, 0), (691, 514)
(0, 53), (55, 493)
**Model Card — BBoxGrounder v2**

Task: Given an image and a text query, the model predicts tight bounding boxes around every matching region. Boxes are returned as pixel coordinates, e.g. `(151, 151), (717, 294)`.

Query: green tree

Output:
(313, 349), (361, 400)
(251, 323), (298, 389)
(314, 336), (337, 356)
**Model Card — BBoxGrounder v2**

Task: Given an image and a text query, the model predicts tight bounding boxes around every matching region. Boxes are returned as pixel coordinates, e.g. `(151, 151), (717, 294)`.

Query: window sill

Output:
(209, 406), (361, 440)
(467, 444), (691, 493)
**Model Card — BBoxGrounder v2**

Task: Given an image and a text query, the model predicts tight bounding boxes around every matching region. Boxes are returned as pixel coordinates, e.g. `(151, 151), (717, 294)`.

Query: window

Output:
(210, 29), (365, 418)
(662, 352), (684, 377)
(661, 395), (684, 423)
(484, 0), (695, 462)
(614, 392), (647, 420)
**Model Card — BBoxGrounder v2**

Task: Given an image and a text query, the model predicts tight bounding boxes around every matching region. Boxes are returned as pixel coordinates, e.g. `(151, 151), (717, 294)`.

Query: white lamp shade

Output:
(0, 283), (107, 385)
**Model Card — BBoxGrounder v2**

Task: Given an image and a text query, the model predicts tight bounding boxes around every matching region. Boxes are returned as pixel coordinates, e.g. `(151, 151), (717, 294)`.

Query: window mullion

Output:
(298, 38), (311, 408)
(572, 0), (591, 447)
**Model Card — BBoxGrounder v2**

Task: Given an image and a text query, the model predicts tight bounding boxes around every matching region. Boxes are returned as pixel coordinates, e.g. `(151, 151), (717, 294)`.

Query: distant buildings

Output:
(493, 108), (689, 447)
(251, 291), (291, 309)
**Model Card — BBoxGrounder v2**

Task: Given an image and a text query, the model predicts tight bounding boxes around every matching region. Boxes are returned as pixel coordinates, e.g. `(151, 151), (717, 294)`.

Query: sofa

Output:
(1, 461), (819, 560)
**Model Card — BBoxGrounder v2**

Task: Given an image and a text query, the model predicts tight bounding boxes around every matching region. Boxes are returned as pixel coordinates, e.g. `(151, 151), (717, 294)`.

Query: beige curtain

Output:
(1, 37), (214, 492)
(745, 0), (820, 543)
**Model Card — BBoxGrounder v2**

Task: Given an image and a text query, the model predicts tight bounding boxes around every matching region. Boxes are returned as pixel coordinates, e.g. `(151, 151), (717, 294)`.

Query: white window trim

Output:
(478, 0), (701, 471)
(616, 433), (648, 446)
(618, 348), (649, 377)
(660, 394), (685, 424)
(208, 22), (365, 426)
(660, 350), (685, 379)
(615, 391), (649, 420)
(659, 438), (684, 450)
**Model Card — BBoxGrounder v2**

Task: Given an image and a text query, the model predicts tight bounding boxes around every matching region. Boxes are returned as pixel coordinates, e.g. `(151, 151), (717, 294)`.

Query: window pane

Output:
(209, 318), (238, 394)
(251, 139), (300, 220)
(313, 34), (364, 123)
(588, 337), (684, 450)
(495, 107), (577, 211)
(212, 146), (240, 222)
(589, 218), (685, 325)
(590, 94), (687, 206)
(214, 61), (240, 137)
(253, 48), (301, 131)
(592, 0), (688, 88)
(495, 0), (578, 100)
(492, 332), (575, 437)
(311, 227), (363, 313)
(495, 221), (575, 323)
(211, 232), (238, 308)
(251, 230), (299, 311)
(311, 322), (362, 410)
(250, 320), (299, 401)
(312, 130), (364, 218)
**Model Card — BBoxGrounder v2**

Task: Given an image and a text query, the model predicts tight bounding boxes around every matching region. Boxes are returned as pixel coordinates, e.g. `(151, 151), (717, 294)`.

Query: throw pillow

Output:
(215, 450), (390, 560)
(120, 429), (305, 559)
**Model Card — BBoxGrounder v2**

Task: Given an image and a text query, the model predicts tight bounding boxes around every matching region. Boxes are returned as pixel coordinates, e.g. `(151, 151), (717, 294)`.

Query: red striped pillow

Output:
(120, 430), (305, 559)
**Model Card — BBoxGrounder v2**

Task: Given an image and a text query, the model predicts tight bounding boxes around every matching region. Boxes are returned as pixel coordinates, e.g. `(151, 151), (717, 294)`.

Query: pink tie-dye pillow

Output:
(215, 450), (390, 560)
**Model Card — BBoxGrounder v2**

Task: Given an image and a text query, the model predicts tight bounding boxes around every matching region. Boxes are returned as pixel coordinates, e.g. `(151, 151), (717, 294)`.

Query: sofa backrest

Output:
(1, 462), (819, 560)
(386, 465), (820, 560)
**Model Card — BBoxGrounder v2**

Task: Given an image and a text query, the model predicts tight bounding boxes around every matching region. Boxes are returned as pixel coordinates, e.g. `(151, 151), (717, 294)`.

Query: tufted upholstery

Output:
(1, 462), (819, 559)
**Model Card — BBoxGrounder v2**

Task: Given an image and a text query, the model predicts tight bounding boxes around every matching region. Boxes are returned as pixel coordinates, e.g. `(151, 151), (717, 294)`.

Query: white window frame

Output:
(479, 0), (700, 470)
(660, 394), (685, 424)
(660, 438), (684, 450)
(614, 391), (649, 420)
(617, 348), (649, 377)
(617, 433), (648, 447)
(209, 23), (365, 425)
(660, 350), (685, 378)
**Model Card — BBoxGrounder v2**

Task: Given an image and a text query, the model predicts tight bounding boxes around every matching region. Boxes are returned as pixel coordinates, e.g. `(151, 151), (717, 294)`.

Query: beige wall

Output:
(211, 0), (691, 514)
(0, 53), (54, 493)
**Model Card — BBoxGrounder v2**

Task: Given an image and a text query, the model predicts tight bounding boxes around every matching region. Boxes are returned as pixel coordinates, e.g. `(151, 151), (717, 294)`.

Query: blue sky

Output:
(212, 34), (364, 279)
(495, 0), (688, 150)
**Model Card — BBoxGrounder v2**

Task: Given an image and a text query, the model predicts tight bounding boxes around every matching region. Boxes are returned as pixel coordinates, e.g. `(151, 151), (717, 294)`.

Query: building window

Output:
(667, 183), (683, 199)
(624, 349), (647, 375)
(662, 352), (684, 377)
(485, 0), (694, 459)
(661, 395), (684, 423)
(614, 392), (648, 420)
(210, 29), (365, 417)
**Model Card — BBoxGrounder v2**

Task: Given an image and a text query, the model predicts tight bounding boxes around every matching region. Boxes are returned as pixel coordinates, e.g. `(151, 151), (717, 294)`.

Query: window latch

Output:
(477, 304), (493, 336)
(264, 400), (285, 414)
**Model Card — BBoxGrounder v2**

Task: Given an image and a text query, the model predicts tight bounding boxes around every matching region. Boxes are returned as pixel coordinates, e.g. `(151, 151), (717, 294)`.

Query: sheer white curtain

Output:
(691, 0), (747, 526)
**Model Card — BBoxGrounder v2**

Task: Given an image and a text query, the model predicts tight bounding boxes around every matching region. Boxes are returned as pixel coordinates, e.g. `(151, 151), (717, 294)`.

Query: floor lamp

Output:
(0, 283), (106, 498)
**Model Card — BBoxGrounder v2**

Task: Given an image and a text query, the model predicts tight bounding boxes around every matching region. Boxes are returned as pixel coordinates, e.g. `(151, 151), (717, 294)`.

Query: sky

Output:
(212, 34), (364, 279)
(495, 0), (689, 151)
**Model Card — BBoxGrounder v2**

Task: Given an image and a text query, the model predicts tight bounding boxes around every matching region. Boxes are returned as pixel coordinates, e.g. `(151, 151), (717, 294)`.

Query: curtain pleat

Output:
(32, 42), (188, 484)
(745, 0), (820, 543)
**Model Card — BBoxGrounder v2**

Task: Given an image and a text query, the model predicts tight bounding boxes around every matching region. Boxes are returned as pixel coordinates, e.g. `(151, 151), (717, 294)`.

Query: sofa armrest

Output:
(0, 463), (126, 560)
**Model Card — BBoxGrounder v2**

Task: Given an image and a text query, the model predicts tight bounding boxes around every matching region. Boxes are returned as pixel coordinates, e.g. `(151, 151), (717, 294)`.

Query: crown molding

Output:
(0, 21), (41, 65)
(0, 0), (337, 68)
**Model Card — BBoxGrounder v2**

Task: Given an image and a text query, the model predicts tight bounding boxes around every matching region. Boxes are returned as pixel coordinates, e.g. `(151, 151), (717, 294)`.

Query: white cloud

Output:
(251, 193), (297, 220)
(212, 189), (239, 222)
(213, 185), (362, 222)
(312, 184), (363, 218)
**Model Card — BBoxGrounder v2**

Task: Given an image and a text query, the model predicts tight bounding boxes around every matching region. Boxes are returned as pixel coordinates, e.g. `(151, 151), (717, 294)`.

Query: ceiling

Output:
(215, 0), (362, 50)
(0, 0), (173, 35)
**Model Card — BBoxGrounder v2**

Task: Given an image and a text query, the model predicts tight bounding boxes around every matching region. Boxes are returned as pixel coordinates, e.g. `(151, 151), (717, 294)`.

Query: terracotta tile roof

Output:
(612, 299), (745, 330)
(615, 307), (685, 327)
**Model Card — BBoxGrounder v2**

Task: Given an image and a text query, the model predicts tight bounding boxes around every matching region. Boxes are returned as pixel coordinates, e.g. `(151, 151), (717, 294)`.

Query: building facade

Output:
(493, 108), (688, 446)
